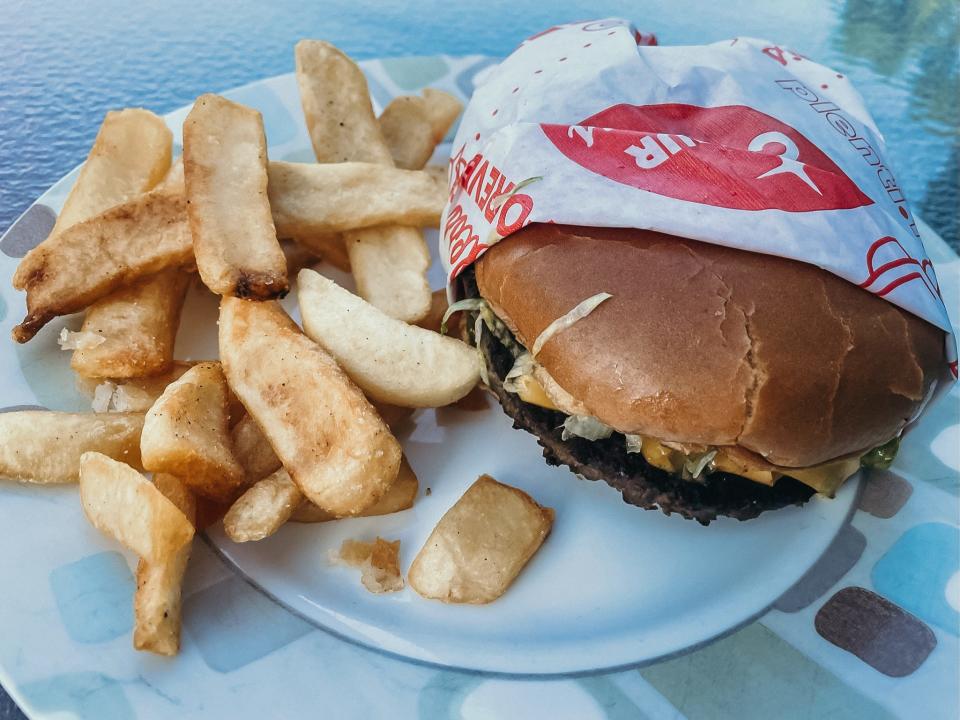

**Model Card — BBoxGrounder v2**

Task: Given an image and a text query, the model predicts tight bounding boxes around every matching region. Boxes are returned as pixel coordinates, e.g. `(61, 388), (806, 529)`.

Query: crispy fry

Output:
(79, 452), (194, 564)
(70, 269), (190, 379)
(415, 289), (448, 334)
(295, 39), (393, 164)
(183, 94), (288, 299)
(331, 537), (403, 593)
(267, 161), (446, 237)
(230, 413), (281, 485)
(134, 473), (195, 655)
(0, 411), (144, 483)
(223, 468), (303, 542)
(408, 475), (554, 604)
(141, 362), (245, 502)
(77, 362), (196, 412)
(218, 297), (401, 515)
(291, 455), (418, 522)
(53, 108), (172, 235)
(295, 39), (432, 322)
(378, 89), (462, 170)
(371, 401), (416, 431)
(12, 177), (192, 342)
(287, 233), (351, 273)
(298, 269), (479, 407)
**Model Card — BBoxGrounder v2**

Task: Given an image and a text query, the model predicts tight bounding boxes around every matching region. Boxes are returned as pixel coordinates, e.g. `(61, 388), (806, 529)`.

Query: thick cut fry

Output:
(12, 178), (192, 342)
(298, 269), (480, 407)
(70, 269), (190, 379)
(79, 453), (194, 564)
(141, 362), (245, 502)
(134, 473), (195, 656)
(267, 162), (446, 237)
(230, 413), (281, 485)
(415, 289), (448, 334)
(223, 468), (303, 542)
(378, 90), (462, 170)
(183, 94), (287, 299)
(371, 401), (416, 431)
(331, 537), (403, 593)
(53, 108), (172, 235)
(292, 455), (418, 522)
(295, 39), (432, 322)
(78, 361), (195, 412)
(408, 475), (554, 604)
(0, 411), (144, 483)
(295, 39), (393, 164)
(287, 233), (350, 273)
(218, 297), (401, 515)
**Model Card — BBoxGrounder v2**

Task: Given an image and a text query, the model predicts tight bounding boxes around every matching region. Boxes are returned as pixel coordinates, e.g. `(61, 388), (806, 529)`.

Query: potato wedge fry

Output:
(267, 161), (446, 237)
(70, 269), (190, 379)
(287, 233), (350, 273)
(77, 361), (195, 412)
(79, 452), (194, 564)
(53, 108), (172, 235)
(223, 468), (303, 542)
(378, 90), (462, 170)
(415, 289), (448, 334)
(408, 475), (554, 604)
(141, 362), (245, 502)
(230, 413), (281, 486)
(134, 473), (195, 656)
(331, 537), (403, 593)
(183, 94), (287, 299)
(298, 269), (480, 407)
(295, 39), (393, 165)
(421, 88), (463, 142)
(218, 297), (401, 515)
(12, 178), (192, 342)
(295, 39), (432, 323)
(0, 411), (144, 483)
(292, 454), (418, 522)
(370, 401), (416, 432)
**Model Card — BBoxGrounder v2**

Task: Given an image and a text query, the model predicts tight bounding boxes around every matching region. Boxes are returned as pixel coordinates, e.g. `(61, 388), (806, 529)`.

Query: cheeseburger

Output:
(449, 224), (945, 523)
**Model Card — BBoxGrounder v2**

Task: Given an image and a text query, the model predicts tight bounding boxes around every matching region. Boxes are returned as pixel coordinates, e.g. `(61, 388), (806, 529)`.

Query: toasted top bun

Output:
(475, 224), (945, 467)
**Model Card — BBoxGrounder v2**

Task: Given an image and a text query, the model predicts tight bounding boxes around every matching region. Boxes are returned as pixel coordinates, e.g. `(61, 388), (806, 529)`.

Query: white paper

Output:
(440, 18), (957, 381)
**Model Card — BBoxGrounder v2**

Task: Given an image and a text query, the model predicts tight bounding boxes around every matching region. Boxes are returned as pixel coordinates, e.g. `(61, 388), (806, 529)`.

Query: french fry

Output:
(378, 89), (462, 170)
(286, 233), (350, 273)
(0, 411), (144, 483)
(134, 473), (196, 656)
(69, 268), (190, 379)
(223, 468), (303, 542)
(77, 361), (195, 412)
(218, 297), (401, 515)
(79, 453), (194, 565)
(408, 475), (554, 604)
(53, 108), (172, 235)
(183, 94), (287, 299)
(230, 413), (281, 486)
(292, 455), (418, 522)
(298, 269), (480, 407)
(12, 176), (192, 342)
(141, 362), (245, 502)
(266, 161), (446, 237)
(295, 39), (432, 323)
(415, 288), (449, 334)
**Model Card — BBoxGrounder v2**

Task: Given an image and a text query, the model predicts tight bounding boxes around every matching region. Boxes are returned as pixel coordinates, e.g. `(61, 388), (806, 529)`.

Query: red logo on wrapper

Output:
(541, 103), (873, 212)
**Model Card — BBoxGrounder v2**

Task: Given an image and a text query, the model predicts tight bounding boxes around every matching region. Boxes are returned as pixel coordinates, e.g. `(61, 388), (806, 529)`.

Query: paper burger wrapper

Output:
(439, 17), (957, 405)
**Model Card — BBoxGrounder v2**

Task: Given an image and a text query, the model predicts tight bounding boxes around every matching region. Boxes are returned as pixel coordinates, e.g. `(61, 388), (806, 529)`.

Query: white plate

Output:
(0, 57), (871, 715)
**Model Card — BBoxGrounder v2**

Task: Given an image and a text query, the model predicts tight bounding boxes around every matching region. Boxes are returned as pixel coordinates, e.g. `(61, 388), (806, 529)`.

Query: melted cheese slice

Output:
(513, 371), (859, 495)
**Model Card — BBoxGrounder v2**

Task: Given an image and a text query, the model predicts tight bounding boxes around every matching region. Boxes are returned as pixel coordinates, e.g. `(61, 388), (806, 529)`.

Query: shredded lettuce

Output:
(502, 352), (536, 394)
(532, 292), (612, 356)
(473, 313), (489, 386)
(624, 434), (645, 454)
(860, 437), (900, 470)
(683, 450), (718, 480)
(441, 298), (488, 335)
(561, 415), (614, 441)
(488, 176), (543, 213)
